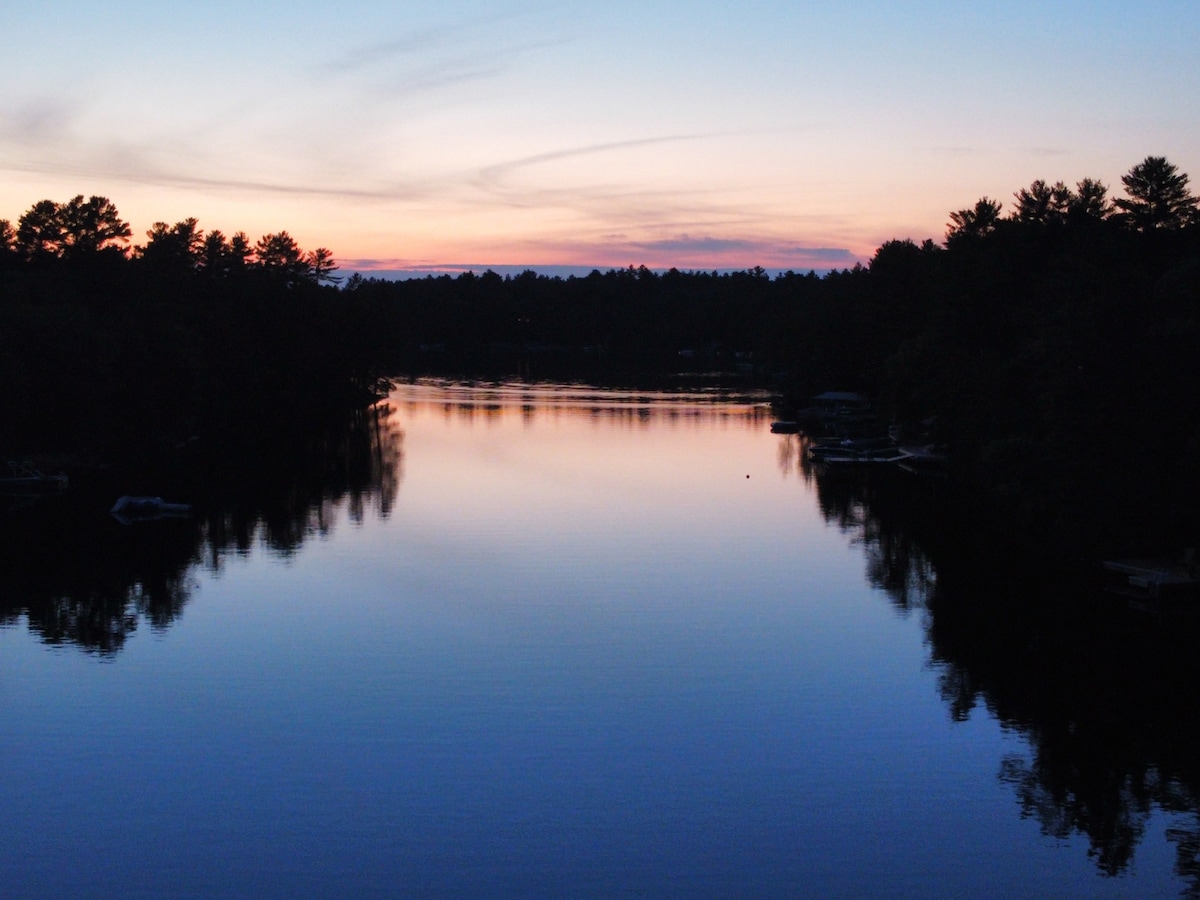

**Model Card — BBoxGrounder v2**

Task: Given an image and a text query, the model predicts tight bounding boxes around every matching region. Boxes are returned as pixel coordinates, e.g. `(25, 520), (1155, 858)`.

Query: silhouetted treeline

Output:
(0, 198), (392, 457)
(339, 264), (809, 377)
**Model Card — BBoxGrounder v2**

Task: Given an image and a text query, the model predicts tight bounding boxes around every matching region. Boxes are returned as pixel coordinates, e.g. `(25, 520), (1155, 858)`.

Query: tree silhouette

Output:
(255, 231), (309, 283)
(947, 197), (1003, 243)
(306, 247), (341, 284)
(58, 195), (131, 257)
(0, 218), (15, 264)
(1069, 177), (1111, 220)
(1011, 178), (1116, 226)
(1013, 180), (1055, 223)
(200, 229), (230, 275)
(13, 196), (132, 261)
(16, 199), (65, 260)
(228, 231), (253, 272)
(1114, 156), (1197, 231)
(140, 218), (204, 269)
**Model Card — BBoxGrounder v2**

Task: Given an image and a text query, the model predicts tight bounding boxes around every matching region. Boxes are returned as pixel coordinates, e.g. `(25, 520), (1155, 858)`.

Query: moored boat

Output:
(808, 436), (908, 465)
(110, 495), (193, 525)
(813, 446), (911, 465)
(1, 462), (68, 495)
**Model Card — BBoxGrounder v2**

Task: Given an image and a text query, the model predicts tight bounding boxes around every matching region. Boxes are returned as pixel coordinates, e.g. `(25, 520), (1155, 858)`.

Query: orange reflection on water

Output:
(381, 379), (823, 558)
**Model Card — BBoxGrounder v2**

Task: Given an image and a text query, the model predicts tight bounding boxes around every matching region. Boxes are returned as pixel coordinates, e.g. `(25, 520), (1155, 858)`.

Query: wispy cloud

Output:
(0, 93), (443, 203)
(327, 7), (556, 74)
(468, 129), (808, 235)
(475, 133), (723, 187)
(3, 97), (79, 143)
(350, 38), (569, 100)
(323, 11), (573, 102)
(0, 144), (438, 204)
(325, 26), (463, 74)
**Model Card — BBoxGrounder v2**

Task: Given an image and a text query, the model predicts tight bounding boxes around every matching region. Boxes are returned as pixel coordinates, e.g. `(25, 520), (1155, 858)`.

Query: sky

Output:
(3, 1), (1199, 275)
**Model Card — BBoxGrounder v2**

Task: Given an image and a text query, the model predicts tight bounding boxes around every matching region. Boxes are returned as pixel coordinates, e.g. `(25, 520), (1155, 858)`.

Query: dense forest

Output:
(2, 155), (1198, 555)
(0, 201), (392, 458)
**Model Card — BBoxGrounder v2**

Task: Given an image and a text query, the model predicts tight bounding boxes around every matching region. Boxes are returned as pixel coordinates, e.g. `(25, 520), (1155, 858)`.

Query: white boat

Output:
(813, 447), (911, 465)
(808, 436), (909, 465)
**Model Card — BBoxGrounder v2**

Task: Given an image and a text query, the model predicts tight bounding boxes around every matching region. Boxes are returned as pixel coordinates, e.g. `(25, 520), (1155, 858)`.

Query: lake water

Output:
(2, 380), (1198, 897)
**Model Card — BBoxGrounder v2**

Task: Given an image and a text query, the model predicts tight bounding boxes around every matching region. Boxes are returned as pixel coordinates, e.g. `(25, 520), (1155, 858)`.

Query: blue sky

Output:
(2, 1), (1198, 271)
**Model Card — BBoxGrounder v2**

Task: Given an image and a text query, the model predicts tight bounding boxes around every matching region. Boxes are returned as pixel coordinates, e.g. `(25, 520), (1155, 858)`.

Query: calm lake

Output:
(2, 379), (1198, 897)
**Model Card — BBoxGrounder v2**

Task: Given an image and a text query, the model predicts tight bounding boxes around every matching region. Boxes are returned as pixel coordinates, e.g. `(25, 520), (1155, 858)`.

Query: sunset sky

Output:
(3, 1), (1198, 274)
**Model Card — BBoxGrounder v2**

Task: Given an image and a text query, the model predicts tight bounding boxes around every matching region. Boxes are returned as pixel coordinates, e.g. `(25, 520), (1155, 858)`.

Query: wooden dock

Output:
(1102, 556), (1200, 603)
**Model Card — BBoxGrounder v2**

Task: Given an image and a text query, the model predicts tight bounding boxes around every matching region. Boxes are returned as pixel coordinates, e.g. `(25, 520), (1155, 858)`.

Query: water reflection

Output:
(0, 404), (403, 655)
(800, 449), (1200, 893)
(399, 377), (775, 428)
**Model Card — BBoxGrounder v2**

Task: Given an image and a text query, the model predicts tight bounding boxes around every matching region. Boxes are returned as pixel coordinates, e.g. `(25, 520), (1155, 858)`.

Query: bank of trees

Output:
(0, 199), (390, 456)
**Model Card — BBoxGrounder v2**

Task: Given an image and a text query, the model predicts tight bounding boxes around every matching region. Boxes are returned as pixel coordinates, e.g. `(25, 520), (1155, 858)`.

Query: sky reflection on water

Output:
(0, 381), (1191, 897)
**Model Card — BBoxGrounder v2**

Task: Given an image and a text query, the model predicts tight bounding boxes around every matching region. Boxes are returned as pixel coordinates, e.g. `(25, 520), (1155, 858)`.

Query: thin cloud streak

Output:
(323, 11), (574, 103)
(0, 155), (439, 204)
(325, 26), (463, 74)
(0, 96), (441, 202)
(467, 130), (809, 238)
(476, 133), (727, 186)
(326, 7), (557, 75)
(353, 37), (572, 100)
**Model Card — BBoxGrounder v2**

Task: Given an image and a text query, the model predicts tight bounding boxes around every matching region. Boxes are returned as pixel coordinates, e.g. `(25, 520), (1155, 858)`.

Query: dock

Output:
(1102, 556), (1200, 603)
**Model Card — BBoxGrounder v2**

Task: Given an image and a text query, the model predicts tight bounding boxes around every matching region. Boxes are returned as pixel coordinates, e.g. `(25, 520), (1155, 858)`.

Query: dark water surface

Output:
(2, 380), (1197, 897)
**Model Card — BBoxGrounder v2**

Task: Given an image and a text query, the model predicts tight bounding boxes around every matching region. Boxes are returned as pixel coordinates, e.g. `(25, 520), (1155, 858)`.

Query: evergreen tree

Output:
(16, 199), (65, 260)
(255, 231), (309, 283)
(946, 197), (1003, 244)
(58, 195), (131, 257)
(306, 247), (340, 284)
(1113, 156), (1197, 231)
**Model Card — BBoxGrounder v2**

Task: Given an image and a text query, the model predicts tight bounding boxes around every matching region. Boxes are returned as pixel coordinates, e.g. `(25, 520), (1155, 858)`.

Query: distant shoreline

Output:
(344, 264), (837, 281)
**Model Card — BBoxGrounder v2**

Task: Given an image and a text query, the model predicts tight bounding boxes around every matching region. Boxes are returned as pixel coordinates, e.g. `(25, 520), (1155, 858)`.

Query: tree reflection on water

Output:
(0, 402), (403, 655)
(798, 448), (1200, 894)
